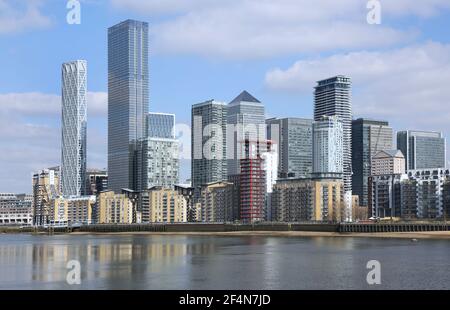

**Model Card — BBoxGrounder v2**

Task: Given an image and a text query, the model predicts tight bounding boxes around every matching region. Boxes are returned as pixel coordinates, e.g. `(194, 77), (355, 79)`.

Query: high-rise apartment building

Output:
(191, 100), (228, 195)
(61, 60), (87, 197)
(137, 137), (179, 190)
(266, 117), (313, 179)
(108, 20), (149, 192)
(314, 76), (352, 220)
(312, 116), (344, 176)
(397, 130), (446, 171)
(239, 140), (268, 223)
(352, 119), (393, 206)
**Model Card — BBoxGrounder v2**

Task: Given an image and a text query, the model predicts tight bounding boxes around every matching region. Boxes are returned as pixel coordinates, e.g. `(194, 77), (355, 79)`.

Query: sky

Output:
(1, 0), (450, 193)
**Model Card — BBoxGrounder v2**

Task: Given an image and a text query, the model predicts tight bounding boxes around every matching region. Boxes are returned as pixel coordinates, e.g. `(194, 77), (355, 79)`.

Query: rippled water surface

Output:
(0, 234), (448, 289)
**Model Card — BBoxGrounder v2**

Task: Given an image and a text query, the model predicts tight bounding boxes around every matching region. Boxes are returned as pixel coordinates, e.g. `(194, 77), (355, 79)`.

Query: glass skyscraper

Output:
(227, 91), (266, 177)
(108, 20), (149, 192)
(147, 113), (175, 139)
(352, 118), (393, 206)
(266, 117), (313, 179)
(61, 60), (87, 197)
(191, 100), (228, 195)
(397, 130), (446, 170)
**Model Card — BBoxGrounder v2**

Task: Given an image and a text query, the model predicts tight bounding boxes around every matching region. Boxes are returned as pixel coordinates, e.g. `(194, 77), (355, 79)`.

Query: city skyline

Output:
(1, 1), (450, 193)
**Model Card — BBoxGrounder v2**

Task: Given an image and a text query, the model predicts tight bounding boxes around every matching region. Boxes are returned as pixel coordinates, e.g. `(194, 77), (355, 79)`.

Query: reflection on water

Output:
(0, 234), (449, 290)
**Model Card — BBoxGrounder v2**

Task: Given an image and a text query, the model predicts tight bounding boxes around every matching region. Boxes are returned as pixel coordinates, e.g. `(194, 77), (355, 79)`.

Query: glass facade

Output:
(352, 119), (393, 206)
(108, 20), (149, 193)
(147, 113), (175, 139)
(227, 91), (266, 177)
(397, 130), (446, 170)
(61, 60), (87, 197)
(191, 100), (228, 195)
(267, 117), (313, 179)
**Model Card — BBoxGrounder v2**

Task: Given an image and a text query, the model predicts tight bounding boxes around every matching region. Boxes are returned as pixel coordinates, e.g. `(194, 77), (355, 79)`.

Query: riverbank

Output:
(68, 230), (450, 240)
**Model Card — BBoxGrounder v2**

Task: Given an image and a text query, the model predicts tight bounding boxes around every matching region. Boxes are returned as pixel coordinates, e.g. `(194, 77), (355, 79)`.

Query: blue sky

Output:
(1, 0), (450, 193)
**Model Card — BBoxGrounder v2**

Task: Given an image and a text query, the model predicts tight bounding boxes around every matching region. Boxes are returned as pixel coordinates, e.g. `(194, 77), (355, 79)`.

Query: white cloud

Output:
(264, 41), (450, 150)
(0, 91), (107, 118)
(111, 0), (450, 59)
(0, 91), (107, 193)
(110, 0), (219, 14)
(0, 0), (51, 34)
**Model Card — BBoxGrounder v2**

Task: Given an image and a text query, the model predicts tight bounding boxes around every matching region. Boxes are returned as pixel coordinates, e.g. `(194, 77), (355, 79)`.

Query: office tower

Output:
(147, 113), (175, 139)
(352, 119), (393, 206)
(199, 181), (235, 222)
(0, 193), (33, 226)
(61, 60), (87, 197)
(314, 76), (352, 219)
(271, 176), (344, 223)
(227, 91), (266, 177)
(397, 130), (446, 170)
(266, 117), (313, 179)
(85, 169), (108, 195)
(191, 100), (228, 194)
(32, 167), (60, 225)
(108, 20), (149, 192)
(372, 150), (405, 176)
(312, 116), (344, 176)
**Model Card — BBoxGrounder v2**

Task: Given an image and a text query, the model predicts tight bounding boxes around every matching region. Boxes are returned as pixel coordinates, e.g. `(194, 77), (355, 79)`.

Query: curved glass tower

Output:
(61, 60), (87, 197)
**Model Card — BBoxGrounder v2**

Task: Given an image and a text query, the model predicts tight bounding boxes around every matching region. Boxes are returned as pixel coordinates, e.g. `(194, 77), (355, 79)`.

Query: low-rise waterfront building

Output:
(32, 167), (60, 225)
(271, 174), (344, 223)
(369, 168), (450, 220)
(51, 196), (96, 225)
(143, 187), (187, 223)
(0, 193), (33, 226)
(97, 191), (134, 224)
(200, 181), (235, 223)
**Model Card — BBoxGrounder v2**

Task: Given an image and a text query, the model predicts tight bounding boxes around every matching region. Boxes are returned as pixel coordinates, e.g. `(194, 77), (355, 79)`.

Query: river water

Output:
(0, 234), (448, 290)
